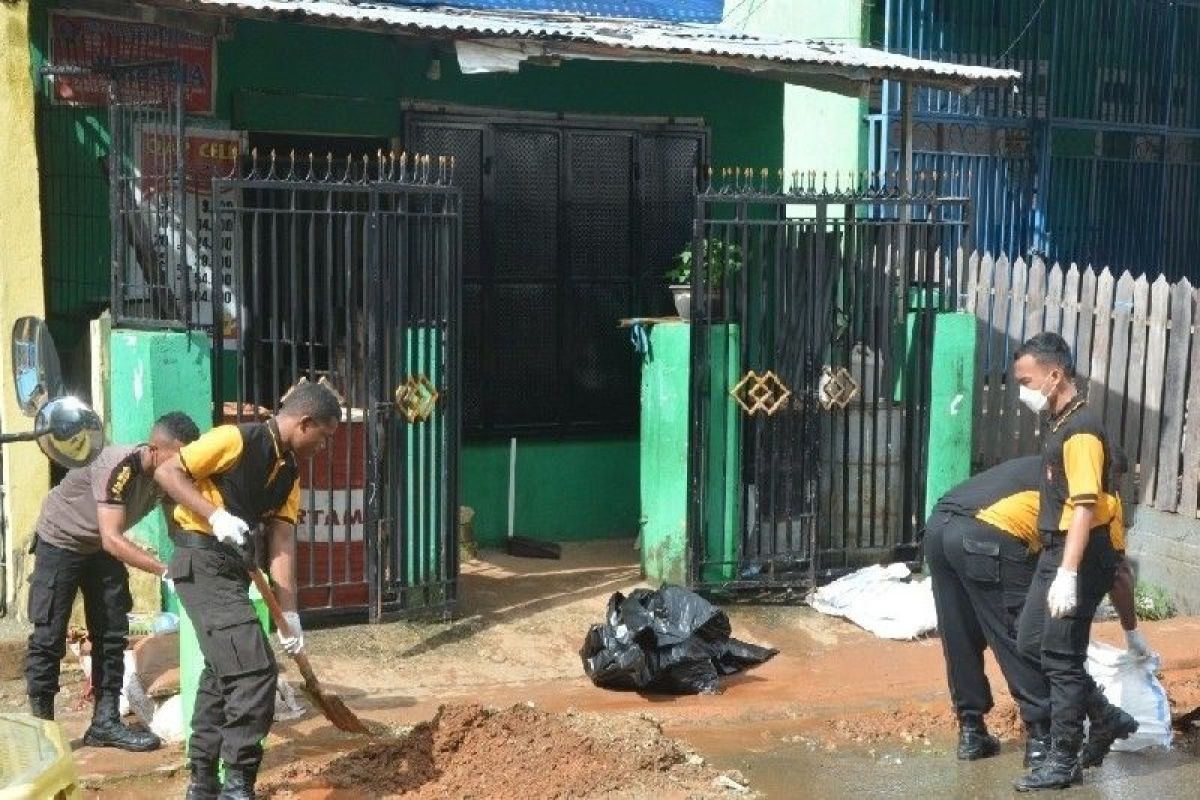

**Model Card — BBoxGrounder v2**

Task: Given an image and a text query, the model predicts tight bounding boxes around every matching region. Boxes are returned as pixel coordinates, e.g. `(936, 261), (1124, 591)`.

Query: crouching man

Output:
(25, 412), (200, 750)
(925, 456), (1052, 766)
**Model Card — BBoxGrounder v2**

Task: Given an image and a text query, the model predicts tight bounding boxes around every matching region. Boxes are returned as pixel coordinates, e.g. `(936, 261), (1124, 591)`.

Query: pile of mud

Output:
(264, 703), (752, 799)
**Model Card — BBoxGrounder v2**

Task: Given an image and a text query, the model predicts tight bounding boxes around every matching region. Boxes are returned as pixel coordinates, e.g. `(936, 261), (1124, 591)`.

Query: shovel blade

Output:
(303, 684), (372, 735)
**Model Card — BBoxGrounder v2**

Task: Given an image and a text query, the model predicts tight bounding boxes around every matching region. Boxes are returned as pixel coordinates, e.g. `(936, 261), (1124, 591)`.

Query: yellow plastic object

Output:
(0, 713), (81, 800)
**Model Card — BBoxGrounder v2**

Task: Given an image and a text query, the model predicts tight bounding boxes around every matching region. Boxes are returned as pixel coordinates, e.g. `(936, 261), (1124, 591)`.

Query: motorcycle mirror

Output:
(11, 317), (63, 417)
(34, 396), (104, 470)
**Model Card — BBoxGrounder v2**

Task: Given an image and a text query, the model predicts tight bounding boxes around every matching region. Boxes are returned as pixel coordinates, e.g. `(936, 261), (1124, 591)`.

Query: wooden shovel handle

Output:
(247, 568), (322, 689)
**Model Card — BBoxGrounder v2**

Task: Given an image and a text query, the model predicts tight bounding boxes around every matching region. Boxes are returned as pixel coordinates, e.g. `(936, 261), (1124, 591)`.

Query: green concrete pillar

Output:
(109, 329), (213, 564)
(702, 325), (741, 586)
(892, 288), (944, 402)
(638, 323), (740, 587)
(639, 323), (689, 585)
(923, 312), (976, 521)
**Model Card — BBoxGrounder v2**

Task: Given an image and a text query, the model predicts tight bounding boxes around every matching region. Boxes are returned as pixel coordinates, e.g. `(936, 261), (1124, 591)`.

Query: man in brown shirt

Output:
(25, 411), (200, 752)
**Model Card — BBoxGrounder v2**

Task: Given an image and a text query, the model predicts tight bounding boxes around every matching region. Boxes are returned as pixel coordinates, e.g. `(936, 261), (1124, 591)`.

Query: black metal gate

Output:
(212, 152), (461, 622)
(687, 171), (969, 594)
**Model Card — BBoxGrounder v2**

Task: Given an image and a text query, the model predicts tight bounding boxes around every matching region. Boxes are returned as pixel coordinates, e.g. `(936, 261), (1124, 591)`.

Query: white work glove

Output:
(160, 565), (175, 594)
(277, 610), (305, 656)
(1125, 628), (1154, 659)
(1047, 568), (1079, 618)
(208, 508), (249, 547)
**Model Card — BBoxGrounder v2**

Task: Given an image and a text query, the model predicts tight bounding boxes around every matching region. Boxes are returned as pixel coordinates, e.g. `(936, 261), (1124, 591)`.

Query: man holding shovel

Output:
(155, 381), (341, 800)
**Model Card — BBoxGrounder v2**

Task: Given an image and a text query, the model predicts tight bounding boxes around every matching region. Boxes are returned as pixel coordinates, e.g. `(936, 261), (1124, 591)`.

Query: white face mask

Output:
(1018, 384), (1049, 414)
(1018, 374), (1057, 414)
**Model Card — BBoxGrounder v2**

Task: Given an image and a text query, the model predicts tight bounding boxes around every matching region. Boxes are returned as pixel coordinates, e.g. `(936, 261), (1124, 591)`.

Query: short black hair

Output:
(279, 380), (342, 423)
(1014, 332), (1076, 378)
(153, 411), (200, 444)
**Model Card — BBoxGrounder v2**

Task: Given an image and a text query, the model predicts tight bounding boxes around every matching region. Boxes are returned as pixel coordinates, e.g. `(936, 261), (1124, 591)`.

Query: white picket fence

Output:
(956, 251), (1200, 516)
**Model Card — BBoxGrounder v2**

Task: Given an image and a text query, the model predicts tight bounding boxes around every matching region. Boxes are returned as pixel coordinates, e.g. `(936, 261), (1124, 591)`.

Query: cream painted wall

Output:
(0, 0), (51, 616)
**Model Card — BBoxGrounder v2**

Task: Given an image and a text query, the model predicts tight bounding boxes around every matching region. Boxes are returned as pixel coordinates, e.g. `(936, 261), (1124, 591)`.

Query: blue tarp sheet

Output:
(391, 1), (724, 23)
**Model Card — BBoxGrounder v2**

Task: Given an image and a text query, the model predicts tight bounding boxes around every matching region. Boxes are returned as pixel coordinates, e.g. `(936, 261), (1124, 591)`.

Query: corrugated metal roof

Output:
(386, 1), (724, 24)
(160, 0), (1020, 90)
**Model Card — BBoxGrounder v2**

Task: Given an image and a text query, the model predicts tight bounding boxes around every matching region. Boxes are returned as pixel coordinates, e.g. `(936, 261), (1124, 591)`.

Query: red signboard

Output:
(49, 12), (215, 115)
(138, 129), (241, 195)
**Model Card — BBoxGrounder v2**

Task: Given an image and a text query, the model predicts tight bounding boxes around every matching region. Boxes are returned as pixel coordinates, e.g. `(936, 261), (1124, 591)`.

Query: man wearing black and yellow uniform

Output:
(155, 382), (341, 800)
(24, 412), (199, 749)
(926, 456), (1050, 765)
(927, 452), (1146, 773)
(1010, 332), (1138, 791)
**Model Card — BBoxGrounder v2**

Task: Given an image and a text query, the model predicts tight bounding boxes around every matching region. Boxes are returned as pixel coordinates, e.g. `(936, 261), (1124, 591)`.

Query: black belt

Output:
(170, 529), (234, 553)
(1038, 526), (1111, 548)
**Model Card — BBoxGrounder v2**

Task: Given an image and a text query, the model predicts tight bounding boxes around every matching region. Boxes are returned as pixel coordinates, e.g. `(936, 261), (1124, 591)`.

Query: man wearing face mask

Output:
(24, 411), (200, 748)
(1010, 332), (1136, 791)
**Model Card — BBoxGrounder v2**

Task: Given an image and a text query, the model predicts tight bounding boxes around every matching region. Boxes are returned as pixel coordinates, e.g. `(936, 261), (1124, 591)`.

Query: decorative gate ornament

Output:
(394, 374), (439, 423)
(818, 366), (859, 410)
(730, 370), (792, 417)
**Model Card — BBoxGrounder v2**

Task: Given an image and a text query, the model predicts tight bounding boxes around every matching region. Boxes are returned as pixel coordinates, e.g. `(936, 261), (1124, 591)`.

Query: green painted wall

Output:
(729, 0), (867, 178)
(463, 438), (639, 547)
(217, 19), (784, 162)
(639, 323), (690, 585)
(923, 313), (976, 520)
(108, 329), (213, 562)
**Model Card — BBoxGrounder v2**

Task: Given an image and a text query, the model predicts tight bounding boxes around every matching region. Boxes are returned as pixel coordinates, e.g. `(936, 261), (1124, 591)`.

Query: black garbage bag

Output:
(580, 585), (777, 695)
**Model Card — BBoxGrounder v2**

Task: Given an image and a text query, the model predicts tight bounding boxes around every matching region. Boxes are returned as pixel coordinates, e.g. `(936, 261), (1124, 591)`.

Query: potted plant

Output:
(665, 239), (743, 321)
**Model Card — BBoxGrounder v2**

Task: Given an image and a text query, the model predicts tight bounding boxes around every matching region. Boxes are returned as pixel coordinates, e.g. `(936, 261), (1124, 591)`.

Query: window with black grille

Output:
(407, 111), (706, 437)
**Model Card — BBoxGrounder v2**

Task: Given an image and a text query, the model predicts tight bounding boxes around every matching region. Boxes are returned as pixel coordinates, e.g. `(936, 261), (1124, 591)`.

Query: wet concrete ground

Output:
(709, 739), (1200, 800)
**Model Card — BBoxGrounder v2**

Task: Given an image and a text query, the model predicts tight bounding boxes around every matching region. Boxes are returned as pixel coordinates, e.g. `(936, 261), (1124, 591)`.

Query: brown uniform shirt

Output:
(35, 445), (164, 554)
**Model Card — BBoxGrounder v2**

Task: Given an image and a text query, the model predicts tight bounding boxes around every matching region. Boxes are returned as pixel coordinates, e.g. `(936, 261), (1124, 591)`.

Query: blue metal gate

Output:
(872, 0), (1200, 281)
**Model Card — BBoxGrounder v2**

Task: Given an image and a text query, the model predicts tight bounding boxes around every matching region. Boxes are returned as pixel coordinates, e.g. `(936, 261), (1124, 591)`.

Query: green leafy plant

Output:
(1134, 582), (1176, 621)
(665, 239), (743, 287)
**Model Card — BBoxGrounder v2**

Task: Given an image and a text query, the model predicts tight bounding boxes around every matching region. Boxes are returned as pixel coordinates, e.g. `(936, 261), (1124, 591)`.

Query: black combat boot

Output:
(1080, 692), (1138, 768)
(1013, 739), (1083, 792)
(956, 716), (1001, 760)
(81, 691), (162, 752)
(28, 693), (55, 721)
(185, 758), (222, 800)
(1023, 720), (1051, 768)
(218, 765), (259, 800)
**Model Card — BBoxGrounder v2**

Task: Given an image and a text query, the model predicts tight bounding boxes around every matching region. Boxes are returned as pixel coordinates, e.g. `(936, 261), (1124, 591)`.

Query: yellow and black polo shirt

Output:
(934, 455), (1043, 550)
(1038, 398), (1119, 534)
(172, 420), (300, 534)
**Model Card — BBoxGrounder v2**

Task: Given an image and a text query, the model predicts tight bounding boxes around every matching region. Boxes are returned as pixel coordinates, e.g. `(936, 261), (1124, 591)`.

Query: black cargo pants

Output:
(25, 536), (132, 698)
(1016, 528), (1118, 745)
(170, 532), (277, 769)
(925, 511), (1050, 727)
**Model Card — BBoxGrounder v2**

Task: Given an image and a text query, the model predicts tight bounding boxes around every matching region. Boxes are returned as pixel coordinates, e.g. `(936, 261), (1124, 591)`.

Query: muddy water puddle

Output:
(702, 736), (1200, 800)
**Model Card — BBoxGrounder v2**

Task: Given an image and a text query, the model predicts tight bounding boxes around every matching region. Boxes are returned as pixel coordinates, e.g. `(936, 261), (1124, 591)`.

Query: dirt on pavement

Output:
(263, 702), (748, 800)
(4, 541), (1200, 798)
